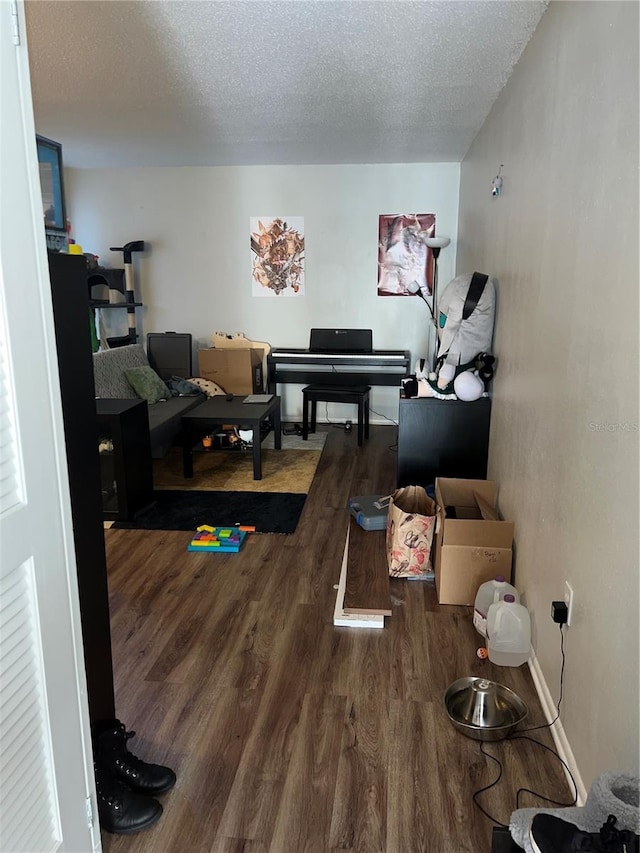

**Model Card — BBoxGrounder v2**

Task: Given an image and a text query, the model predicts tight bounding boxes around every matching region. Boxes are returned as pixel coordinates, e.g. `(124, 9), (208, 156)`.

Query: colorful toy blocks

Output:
(187, 526), (247, 553)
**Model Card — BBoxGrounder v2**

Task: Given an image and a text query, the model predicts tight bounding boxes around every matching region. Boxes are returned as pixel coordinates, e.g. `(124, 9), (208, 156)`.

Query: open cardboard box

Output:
(198, 347), (264, 395)
(433, 478), (514, 606)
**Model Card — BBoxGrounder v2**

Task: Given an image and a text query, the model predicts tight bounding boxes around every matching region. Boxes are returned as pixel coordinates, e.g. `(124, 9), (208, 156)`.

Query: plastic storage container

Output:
(486, 594), (531, 667)
(473, 576), (520, 637)
(348, 495), (389, 531)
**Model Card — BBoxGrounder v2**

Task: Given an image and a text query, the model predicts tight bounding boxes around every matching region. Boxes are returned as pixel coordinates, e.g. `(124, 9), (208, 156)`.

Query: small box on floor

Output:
(433, 478), (514, 606)
(348, 495), (389, 531)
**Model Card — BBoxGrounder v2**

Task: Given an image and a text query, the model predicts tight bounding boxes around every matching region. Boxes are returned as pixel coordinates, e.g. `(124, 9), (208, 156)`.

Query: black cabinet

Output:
(48, 252), (116, 723)
(397, 395), (491, 488)
(97, 399), (154, 521)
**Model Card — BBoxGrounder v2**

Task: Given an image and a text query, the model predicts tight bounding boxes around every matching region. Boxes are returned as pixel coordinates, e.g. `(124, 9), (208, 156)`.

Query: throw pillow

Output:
(124, 366), (171, 403)
(186, 377), (226, 397)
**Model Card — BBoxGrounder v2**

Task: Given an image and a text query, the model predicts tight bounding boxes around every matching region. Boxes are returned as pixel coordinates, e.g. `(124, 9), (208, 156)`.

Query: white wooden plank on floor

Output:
(333, 526), (384, 629)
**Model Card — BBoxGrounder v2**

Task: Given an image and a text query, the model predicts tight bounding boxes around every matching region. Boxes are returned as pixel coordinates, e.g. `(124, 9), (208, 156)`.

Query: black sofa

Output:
(92, 343), (203, 457)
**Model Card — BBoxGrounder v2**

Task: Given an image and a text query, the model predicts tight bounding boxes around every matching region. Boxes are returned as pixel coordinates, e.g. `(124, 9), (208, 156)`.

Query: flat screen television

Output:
(36, 134), (68, 250)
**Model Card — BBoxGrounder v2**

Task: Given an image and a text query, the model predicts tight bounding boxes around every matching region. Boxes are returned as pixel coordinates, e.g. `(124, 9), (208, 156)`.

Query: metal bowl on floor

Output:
(444, 676), (528, 742)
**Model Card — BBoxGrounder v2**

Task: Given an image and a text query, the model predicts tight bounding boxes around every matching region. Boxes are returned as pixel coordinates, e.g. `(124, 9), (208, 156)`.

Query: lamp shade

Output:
(424, 236), (451, 249)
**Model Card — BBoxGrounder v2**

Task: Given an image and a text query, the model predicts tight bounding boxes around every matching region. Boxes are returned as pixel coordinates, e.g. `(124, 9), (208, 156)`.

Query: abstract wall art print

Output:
(251, 217), (305, 297)
(377, 214), (436, 297)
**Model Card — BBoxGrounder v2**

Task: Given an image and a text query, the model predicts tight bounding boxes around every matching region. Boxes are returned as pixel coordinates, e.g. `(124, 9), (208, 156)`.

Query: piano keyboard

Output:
(267, 348), (411, 392)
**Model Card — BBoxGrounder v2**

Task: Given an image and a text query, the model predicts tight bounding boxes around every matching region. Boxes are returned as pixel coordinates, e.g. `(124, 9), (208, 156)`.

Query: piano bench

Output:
(301, 385), (371, 446)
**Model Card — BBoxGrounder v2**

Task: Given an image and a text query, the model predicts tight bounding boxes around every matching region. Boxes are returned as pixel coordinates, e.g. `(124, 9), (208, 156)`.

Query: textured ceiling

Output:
(25, 0), (548, 168)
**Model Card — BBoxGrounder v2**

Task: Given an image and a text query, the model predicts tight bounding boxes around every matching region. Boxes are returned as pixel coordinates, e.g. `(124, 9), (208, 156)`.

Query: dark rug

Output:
(112, 490), (307, 534)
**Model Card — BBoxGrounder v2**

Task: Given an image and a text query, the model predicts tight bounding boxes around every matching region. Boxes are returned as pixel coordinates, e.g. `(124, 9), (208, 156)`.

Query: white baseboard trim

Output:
(528, 652), (588, 805)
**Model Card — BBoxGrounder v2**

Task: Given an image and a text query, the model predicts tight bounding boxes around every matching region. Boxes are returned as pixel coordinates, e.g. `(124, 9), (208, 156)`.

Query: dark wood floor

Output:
(102, 425), (568, 853)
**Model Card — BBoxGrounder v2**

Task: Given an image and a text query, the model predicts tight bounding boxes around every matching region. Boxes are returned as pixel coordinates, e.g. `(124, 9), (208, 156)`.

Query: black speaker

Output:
(147, 331), (193, 379)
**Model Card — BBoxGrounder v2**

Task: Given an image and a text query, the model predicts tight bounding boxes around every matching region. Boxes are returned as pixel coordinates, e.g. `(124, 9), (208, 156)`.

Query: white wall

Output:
(66, 163), (459, 421)
(458, 1), (639, 787)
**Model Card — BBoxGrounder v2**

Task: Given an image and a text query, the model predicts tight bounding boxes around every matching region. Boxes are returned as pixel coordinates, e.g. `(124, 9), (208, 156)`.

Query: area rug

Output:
(113, 430), (327, 534)
(112, 490), (307, 534)
(152, 431), (327, 494)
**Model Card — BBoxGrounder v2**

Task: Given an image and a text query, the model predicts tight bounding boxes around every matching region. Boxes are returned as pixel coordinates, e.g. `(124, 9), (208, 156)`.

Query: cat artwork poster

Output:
(377, 214), (436, 297)
(251, 216), (305, 297)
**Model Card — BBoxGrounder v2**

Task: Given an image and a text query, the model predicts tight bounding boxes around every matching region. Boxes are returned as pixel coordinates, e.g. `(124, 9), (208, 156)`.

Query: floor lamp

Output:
(408, 235), (451, 371)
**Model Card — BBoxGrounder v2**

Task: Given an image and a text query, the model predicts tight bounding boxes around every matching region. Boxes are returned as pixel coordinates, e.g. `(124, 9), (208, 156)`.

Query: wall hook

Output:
(492, 165), (504, 198)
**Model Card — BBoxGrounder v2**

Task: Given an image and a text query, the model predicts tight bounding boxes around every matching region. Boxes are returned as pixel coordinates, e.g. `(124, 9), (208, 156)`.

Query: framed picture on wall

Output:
(37, 135), (67, 232)
(377, 213), (435, 297)
(251, 217), (305, 297)
(36, 135), (68, 251)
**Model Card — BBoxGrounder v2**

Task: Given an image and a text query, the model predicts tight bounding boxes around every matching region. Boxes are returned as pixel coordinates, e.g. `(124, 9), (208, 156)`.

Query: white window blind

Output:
(0, 561), (59, 852)
(0, 299), (59, 850)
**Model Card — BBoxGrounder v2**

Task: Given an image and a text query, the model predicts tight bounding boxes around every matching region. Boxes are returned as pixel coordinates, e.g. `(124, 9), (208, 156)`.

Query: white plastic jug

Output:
(473, 576), (520, 637)
(486, 594), (531, 667)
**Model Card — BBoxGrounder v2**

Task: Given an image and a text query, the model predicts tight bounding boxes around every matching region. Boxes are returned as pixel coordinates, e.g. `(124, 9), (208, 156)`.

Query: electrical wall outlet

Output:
(564, 581), (574, 627)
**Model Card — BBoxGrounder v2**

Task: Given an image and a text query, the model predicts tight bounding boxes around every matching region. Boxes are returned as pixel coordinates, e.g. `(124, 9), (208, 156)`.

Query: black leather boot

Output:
(96, 720), (177, 796)
(94, 761), (162, 834)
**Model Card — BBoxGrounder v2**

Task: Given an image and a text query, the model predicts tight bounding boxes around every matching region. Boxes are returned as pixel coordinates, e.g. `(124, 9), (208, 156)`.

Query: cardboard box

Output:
(198, 347), (264, 395)
(211, 332), (270, 386)
(433, 478), (514, 606)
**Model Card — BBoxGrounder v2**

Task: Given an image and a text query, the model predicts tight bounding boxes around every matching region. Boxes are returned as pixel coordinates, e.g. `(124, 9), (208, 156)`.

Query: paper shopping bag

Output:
(386, 486), (437, 578)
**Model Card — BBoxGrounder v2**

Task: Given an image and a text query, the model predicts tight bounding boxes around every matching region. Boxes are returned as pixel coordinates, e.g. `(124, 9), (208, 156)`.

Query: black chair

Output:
(301, 384), (371, 446)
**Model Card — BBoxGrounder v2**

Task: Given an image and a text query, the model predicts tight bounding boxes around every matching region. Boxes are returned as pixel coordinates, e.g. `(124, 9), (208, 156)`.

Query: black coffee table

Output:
(181, 395), (281, 481)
